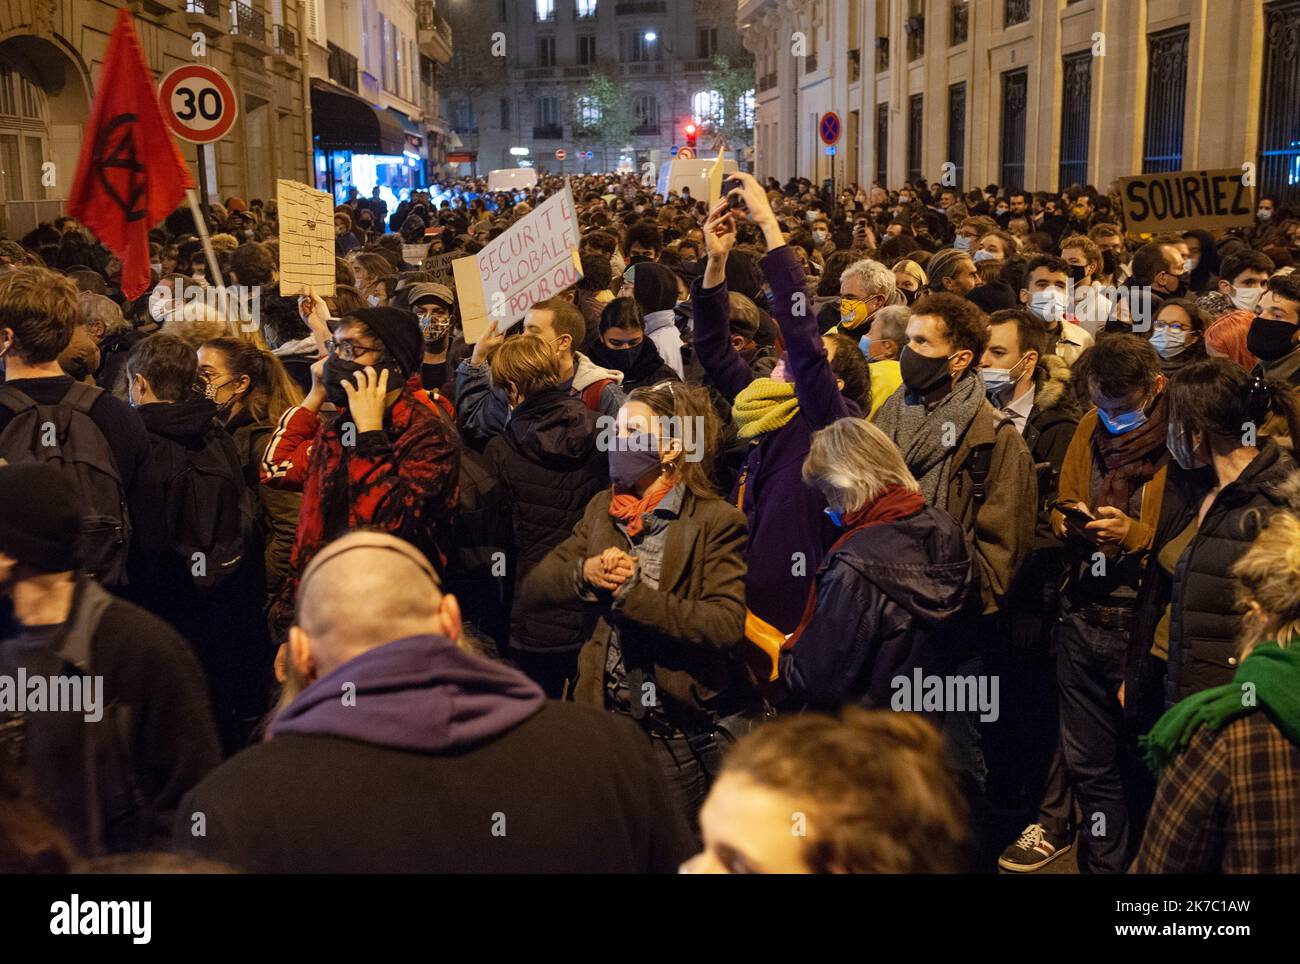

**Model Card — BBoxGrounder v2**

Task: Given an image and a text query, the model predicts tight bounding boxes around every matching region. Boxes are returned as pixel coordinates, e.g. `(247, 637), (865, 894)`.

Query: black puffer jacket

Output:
(486, 389), (609, 653)
(1166, 438), (1297, 704)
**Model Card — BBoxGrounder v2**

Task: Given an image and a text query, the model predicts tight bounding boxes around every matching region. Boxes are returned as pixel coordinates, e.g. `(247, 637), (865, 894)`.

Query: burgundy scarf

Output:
(785, 486), (927, 649)
(1091, 390), (1169, 510)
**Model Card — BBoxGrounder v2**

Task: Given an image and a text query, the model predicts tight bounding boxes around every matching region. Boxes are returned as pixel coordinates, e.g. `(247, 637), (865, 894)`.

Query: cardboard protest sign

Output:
(276, 179), (336, 296)
(707, 148), (726, 208)
(424, 251), (457, 285)
(402, 242), (431, 266)
(1117, 168), (1254, 236)
(454, 184), (582, 344)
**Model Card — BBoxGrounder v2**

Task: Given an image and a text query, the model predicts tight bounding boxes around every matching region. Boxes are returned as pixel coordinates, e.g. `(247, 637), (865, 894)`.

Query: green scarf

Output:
(732, 378), (800, 440)
(1141, 642), (1300, 774)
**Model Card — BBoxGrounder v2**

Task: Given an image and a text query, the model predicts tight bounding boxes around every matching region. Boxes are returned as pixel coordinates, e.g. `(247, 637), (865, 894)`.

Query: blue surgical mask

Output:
(973, 249), (997, 263)
(953, 236), (972, 252)
(858, 334), (873, 358)
(824, 506), (845, 528)
(980, 366), (1013, 395)
(1150, 326), (1187, 359)
(1098, 404), (1148, 436)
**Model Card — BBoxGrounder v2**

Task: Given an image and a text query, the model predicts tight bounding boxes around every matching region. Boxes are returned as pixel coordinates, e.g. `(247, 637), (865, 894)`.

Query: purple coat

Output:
(692, 245), (858, 632)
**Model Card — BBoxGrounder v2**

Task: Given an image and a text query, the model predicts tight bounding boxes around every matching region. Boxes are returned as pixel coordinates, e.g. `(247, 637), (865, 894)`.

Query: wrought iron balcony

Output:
(327, 42), (359, 92)
(950, 1), (969, 45)
(615, 1), (666, 13)
(230, 1), (268, 50)
(274, 23), (297, 58)
(533, 124), (563, 139)
(1006, 0), (1030, 26)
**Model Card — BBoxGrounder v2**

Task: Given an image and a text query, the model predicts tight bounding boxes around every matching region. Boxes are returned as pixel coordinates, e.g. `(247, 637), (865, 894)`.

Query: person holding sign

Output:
(261, 307), (461, 644)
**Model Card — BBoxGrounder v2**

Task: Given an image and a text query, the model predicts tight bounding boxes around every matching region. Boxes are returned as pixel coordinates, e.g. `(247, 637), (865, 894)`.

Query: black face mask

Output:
(323, 354), (406, 408)
(1067, 263), (1088, 285)
(1164, 272), (1188, 298)
(628, 254), (654, 266)
(1101, 250), (1120, 278)
(1246, 317), (1299, 363)
(899, 345), (953, 397)
(900, 287), (917, 306)
(592, 341), (643, 375)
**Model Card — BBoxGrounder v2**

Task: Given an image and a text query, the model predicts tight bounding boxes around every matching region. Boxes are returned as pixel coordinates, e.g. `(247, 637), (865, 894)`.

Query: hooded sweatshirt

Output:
(273, 634), (545, 750)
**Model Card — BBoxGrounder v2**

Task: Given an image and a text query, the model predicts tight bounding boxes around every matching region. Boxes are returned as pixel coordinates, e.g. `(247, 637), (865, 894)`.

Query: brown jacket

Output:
(1052, 409), (1167, 556)
(517, 487), (750, 727)
(945, 401), (1038, 614)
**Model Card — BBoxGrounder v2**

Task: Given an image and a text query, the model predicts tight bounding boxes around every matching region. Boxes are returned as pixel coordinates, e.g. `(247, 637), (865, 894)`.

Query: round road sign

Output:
(555, 148), (567, 161)
(819, 111), (841, 146)
(677, 146), (695, 160)
(159, 65), (239, 144)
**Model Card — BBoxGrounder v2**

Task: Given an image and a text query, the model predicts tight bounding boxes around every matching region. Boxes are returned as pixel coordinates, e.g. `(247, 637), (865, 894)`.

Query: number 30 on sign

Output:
(158, 65), (239, 144)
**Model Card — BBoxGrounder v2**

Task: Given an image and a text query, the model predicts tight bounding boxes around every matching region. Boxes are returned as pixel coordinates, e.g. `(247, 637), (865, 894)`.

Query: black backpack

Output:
(0, 383), (130, 586)
(155, 421), (255, 590)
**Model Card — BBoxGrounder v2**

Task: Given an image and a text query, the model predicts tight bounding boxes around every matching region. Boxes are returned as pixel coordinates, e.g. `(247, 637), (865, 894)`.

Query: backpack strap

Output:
(0, 383), (36, 415)
(60, 381), (103, 415)
(581, 378), (614, 412)
(966, 444), (993, 507)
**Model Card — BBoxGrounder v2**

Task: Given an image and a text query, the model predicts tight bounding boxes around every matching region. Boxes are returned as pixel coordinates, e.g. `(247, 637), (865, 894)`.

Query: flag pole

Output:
(186, 188), (225, 288)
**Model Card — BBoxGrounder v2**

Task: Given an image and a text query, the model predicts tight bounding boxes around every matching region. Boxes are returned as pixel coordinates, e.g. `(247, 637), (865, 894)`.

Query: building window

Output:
(500, 96), (511, 130)
(577, 0), (597, 18)
(538, 36), (556, 66)
(575, 95), (601, 131)
(876, 102), (889, 187)
(535, 96), (561, 137)
(692, 89), (723, 127)
(452, 100), (476, 133)
(950, 1), (968, 46)
(624, 30), (659, 62)
(378, 13), (389, 91)
(1142, 26), (1189, 173)
(633, 94), (658, 133)
(1005, 0), (1030, 26)
(906, 1), (924, 61)
(697, 26), (718, 59)
(535, 0), (555, 22)
(1258, 0), (1300, 207)
(947, 82), (966, 189)
(499, 0), (507, 21)
(1000, 67), (1028, 188)
(907, 94), (923, 183)
(1059, 50), (1092, 188)
(738, 89), (755, 128)
(578, 35), (597, 65)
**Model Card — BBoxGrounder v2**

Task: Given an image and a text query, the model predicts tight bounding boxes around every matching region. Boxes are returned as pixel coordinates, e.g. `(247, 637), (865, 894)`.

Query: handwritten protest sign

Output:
(1117, 168), (1254, 236)
(454, 183), (582, 343)
(424, 251), (457, 285)
(402, 242), (431, 266)
(276, 179), (335, 296)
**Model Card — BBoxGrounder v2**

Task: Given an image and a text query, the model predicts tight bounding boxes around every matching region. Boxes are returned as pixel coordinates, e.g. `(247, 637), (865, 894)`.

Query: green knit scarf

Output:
(732, 378), (800, 441)
(1141, 642), (1300, 774)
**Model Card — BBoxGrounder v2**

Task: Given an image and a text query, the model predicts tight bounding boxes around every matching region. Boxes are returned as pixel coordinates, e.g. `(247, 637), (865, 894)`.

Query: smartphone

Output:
(1053, 502), (1094, 528)
(721, 177), (745, 209)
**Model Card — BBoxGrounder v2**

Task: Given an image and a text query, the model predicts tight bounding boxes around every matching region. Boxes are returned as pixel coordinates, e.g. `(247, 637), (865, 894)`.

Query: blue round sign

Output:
(819, 111), (841, 146)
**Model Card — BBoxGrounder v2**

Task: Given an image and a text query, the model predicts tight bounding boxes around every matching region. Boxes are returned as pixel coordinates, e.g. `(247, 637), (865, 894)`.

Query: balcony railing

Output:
(230, 1), (267, 45)
(187, 0), (220, 16)
(522, 66), (556, 79)
(615, 1), (666, 13)
(274, 22), (297, 57)
(1006, 0), (1030, 26)
(757, 70), (777, 92)
(533, 124), (563, 139)
(328, 42), (359, 91)
(683, 59), (714, 73)
(563, 64), (595, 78)
(624, 61), (666, 75)
(632, 122), (660, 136)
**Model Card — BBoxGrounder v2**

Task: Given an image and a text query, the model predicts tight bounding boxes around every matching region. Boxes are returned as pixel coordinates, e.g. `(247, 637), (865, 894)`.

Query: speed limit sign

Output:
(158, 65), (239, 144)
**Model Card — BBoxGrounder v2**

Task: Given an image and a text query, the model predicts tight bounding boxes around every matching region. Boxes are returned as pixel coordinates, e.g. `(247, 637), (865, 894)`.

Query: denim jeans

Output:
(649, 711), (757, 830)
(1055, 610), (1131, 873)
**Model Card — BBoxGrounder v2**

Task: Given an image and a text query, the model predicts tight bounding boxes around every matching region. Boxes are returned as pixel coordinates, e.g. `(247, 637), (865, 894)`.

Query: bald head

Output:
(294, 532), (450, 675)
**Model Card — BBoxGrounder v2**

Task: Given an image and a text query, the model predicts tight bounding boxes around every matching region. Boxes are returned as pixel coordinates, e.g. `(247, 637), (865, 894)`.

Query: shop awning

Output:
(311, 80), (405, 155)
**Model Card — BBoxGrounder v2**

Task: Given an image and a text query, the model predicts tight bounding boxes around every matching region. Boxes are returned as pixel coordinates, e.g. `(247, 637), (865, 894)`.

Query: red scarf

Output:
(609, 476), (675, 538)
(785, 486), (927, 649)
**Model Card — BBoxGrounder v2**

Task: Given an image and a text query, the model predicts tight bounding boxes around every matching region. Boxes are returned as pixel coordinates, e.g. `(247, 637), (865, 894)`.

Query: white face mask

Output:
(805, 211), (818, 223)
(1258, 209), (1273, 221)
(1185, 256), (1199, 272)
(1029, 288), (1069, 323)
(953, 235), (972, 252)
(812, 230), (827, 245)
(1231, 286), (1264, 313)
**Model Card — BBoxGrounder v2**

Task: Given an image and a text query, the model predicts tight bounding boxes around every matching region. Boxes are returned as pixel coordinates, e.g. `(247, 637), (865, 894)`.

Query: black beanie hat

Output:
(632, 262), (680, 313)
(965, 281), (1018, 314)
(348, 307), (424, 376)
(0, 464), (81, 573)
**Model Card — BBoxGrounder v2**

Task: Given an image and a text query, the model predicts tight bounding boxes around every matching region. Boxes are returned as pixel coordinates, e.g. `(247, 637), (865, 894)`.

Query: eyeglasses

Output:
(1152, 321), (1188, 334)
(325, 339), (384, 362)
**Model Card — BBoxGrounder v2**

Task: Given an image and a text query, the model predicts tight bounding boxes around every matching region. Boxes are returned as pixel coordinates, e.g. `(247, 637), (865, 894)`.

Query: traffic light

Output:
(684, 122), (698, 148)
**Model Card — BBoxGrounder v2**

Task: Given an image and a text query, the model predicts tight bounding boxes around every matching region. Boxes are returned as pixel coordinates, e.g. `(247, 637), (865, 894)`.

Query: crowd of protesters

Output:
(2, 167), (1300, 875)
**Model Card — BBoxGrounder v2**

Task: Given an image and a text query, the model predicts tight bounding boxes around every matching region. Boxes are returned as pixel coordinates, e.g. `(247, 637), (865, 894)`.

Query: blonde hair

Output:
(803, 418), (921, 514)
(489, 334), (564, 400)
(1232, 509), (1300, 657)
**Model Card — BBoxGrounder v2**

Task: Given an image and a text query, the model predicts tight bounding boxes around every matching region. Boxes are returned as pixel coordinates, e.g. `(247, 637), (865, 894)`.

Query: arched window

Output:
(575, 95), (601, 130)
(692, 89), (723, 127)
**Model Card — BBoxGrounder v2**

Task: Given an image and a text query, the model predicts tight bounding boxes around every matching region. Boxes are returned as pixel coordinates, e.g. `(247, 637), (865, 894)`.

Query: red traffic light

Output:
(684, 122), (698, 147)
(684, 123), (697, 136)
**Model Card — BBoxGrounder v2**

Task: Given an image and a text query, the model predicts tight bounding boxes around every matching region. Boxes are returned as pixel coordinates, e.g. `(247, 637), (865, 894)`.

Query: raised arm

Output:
(690, 201), (755, 403)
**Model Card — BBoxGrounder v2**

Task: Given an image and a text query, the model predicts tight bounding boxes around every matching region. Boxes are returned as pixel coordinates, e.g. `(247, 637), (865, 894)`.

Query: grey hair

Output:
(79, 291), (129, 336)
(840, 258), (897, 301)
(874, 305), (911, 346)
(802, 418), (921, 515)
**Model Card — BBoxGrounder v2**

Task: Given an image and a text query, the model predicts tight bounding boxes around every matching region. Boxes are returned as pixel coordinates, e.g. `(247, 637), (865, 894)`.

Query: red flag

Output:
(67, 8), (192, 299)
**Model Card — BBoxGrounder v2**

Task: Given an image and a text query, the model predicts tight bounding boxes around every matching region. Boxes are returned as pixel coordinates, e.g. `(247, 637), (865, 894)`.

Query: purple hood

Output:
(271, 634), (546, 752)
